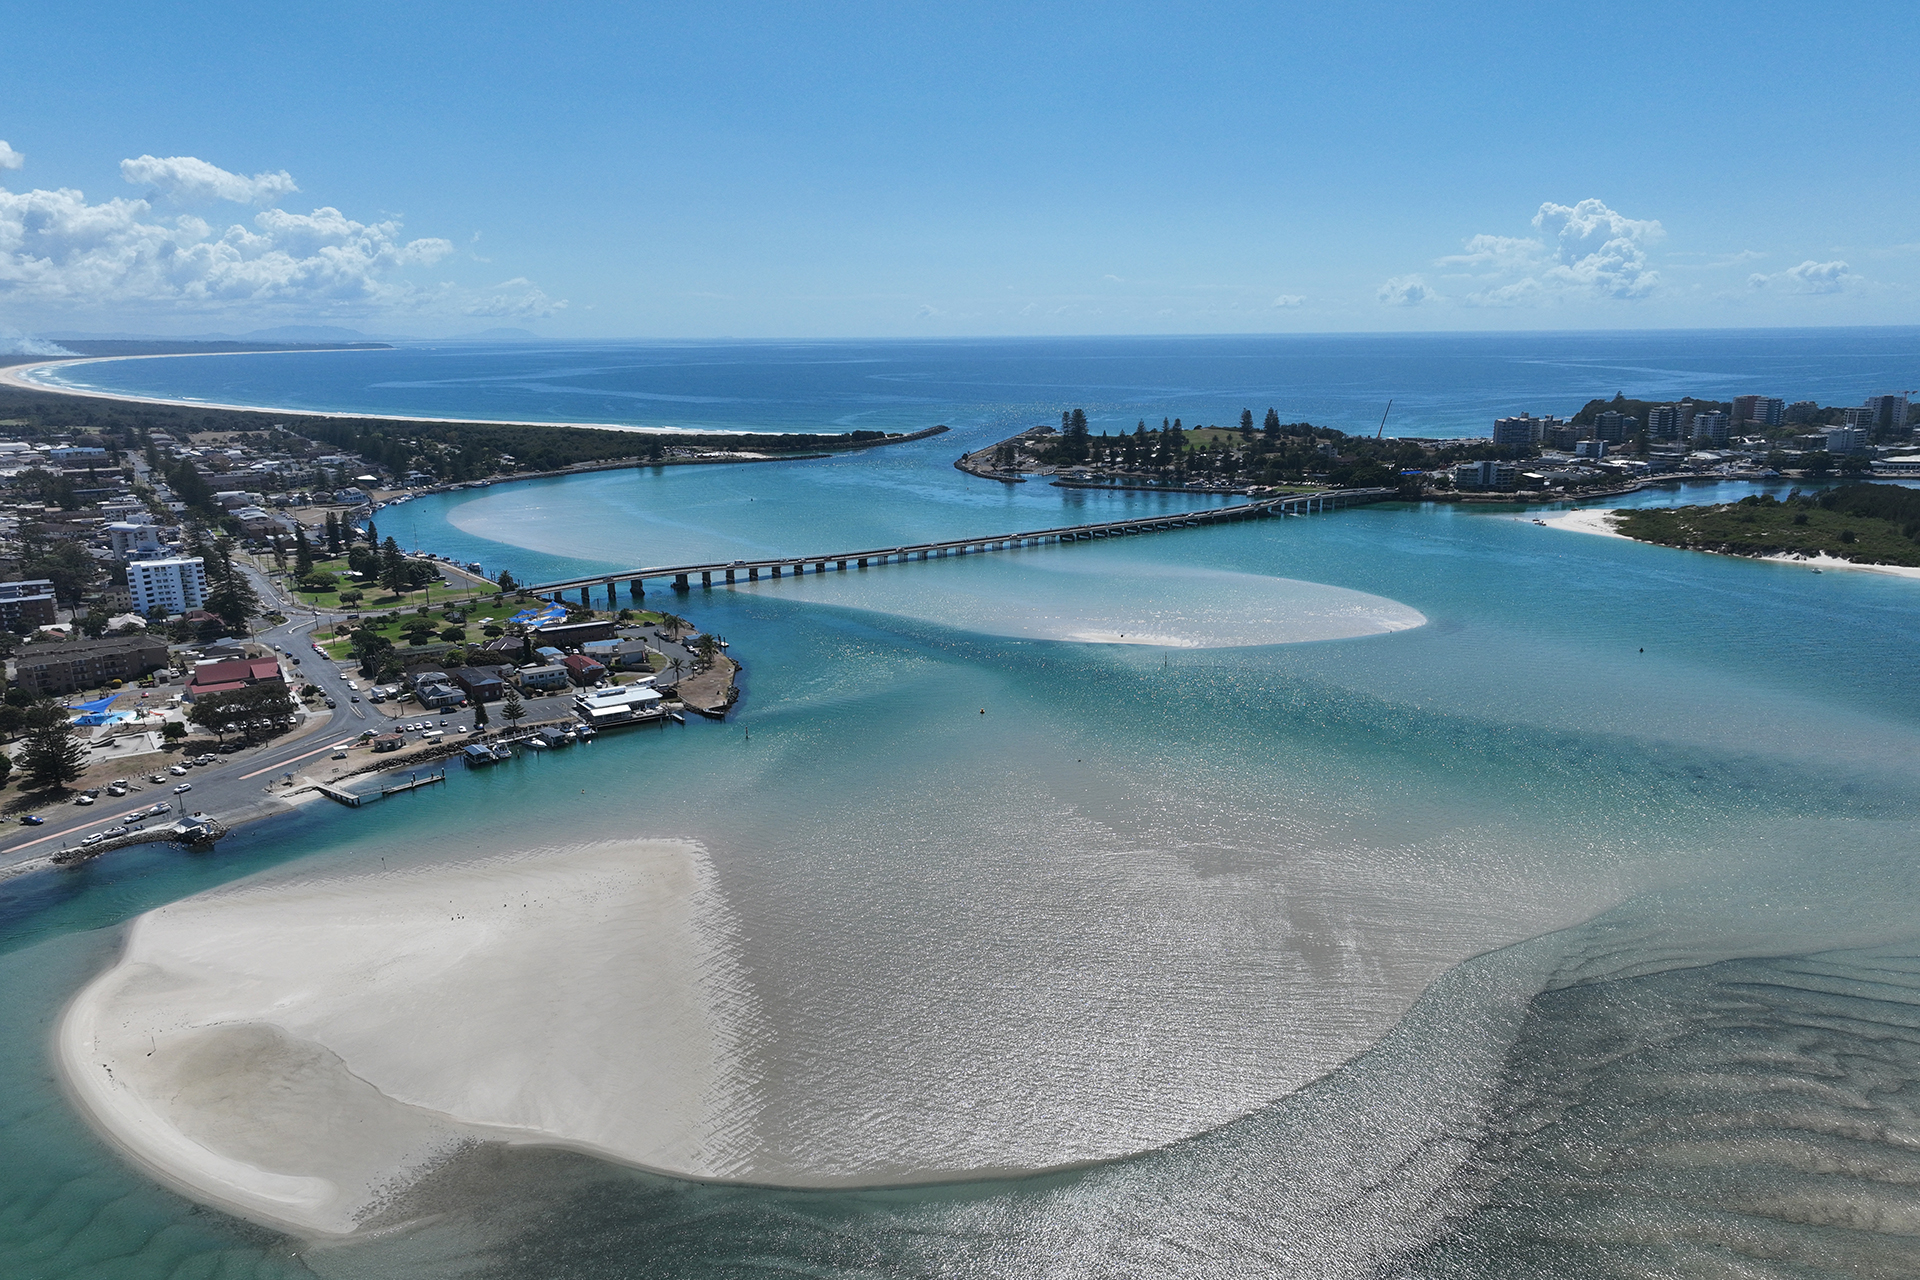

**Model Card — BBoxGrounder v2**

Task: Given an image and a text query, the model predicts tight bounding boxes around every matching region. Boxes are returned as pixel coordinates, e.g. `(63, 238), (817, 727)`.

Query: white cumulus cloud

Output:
(463, 278), (565, 319)
(0, 151), (560, 322)
(1377, 275), (1433, 306)
(1437, 234), (1544, 273)
(1749, 259), (1857, 294)
(0, 141), (22, 172)
(1413, 198), (1664, 307)
(1271, 294), (1306, 308)
(120, 154), (299, 205)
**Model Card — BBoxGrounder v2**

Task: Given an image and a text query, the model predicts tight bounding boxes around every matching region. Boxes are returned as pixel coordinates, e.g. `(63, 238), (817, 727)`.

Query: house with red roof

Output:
(184, 656), (285, 701)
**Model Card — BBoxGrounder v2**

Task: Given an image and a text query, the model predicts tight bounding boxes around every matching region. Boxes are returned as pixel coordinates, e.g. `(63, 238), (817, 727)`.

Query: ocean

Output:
(6, 330), (1920, 1278)
(29, 328), (1920, 438)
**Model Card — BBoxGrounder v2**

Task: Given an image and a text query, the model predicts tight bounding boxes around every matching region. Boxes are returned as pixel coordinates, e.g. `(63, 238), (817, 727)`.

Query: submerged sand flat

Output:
(58, 841), (762, 1238)
(729, 558), (1428, 648)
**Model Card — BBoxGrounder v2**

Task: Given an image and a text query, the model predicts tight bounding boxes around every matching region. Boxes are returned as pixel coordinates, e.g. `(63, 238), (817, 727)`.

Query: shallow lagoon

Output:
(9, 339), (1920, 1276)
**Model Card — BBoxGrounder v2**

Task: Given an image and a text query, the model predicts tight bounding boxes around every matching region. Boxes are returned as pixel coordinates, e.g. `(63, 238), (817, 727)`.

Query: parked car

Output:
(172, 783), (192, 794)
(74, 796), (95, 806)
(81, 833), (106, 846)
(148, 773), (167, 784)
(169, 765), (188, 776)
(102, 827), (128, 838)
(19, 815), (44, 826)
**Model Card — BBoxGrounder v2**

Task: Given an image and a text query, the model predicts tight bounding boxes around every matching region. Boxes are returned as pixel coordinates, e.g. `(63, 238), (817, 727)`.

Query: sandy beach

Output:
(1535, 507), (1629, 539)
(57, 840), (763, 1238)
(0, 355), (701, 434)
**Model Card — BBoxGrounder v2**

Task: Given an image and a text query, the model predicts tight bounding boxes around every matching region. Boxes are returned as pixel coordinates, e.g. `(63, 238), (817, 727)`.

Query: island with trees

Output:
(1611, 484), (1920, 567)
(956, 408), (1515, 494)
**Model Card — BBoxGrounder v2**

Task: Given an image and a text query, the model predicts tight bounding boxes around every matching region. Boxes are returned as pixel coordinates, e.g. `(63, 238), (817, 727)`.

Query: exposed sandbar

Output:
(57, 840), (762, 1238)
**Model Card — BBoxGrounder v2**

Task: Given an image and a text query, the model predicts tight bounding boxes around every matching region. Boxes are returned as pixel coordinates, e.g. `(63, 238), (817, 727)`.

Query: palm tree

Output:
(661, 614), (690, 642)
(667, 656), (687, 687)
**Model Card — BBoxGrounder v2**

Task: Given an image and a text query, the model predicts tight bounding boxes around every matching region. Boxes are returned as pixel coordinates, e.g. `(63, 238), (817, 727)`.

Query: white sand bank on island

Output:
(1536, 507), (1628, 539)
(57, 841), (763, 1238)
(1756, 551), (1920, 580)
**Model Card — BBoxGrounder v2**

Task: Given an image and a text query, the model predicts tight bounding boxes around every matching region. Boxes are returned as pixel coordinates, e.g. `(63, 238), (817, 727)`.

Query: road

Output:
(0, 565), (672, 874)
(0, 623), (600, 874)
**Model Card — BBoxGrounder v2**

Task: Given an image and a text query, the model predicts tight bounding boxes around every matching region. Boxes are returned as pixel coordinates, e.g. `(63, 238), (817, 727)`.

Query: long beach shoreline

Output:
(0, 354), (711, 435)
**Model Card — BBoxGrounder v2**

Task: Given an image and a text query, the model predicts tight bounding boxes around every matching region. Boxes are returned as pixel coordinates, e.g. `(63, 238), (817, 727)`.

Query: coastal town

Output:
(0, 394), (744, 872)
(0, 375), (1912, 870)
(960, 392), (1918, 500)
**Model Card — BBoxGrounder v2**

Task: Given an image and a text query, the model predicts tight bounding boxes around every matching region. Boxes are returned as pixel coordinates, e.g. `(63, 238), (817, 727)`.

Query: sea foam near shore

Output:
(57, 840), (763, 1238)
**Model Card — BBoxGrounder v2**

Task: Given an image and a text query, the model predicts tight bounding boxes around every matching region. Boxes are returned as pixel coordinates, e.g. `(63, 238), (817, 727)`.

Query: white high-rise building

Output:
(107, 521), (166, 559)
(128, 557), (208, 616)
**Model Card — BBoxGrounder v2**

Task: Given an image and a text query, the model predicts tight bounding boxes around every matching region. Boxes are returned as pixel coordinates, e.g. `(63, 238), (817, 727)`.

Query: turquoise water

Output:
(9, 338), (1920, 1276)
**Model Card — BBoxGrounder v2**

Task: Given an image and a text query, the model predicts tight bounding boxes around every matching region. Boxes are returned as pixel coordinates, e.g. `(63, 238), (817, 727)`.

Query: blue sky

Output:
(1, 0), (1914, 339)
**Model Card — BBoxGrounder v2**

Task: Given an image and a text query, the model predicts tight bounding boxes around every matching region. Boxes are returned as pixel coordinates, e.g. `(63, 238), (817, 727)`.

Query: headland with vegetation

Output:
(1612, 484), (1920, 568)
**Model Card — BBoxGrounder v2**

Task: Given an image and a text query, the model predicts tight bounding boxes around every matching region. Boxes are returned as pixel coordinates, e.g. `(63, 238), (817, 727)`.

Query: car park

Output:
(173, 783), (192, 794)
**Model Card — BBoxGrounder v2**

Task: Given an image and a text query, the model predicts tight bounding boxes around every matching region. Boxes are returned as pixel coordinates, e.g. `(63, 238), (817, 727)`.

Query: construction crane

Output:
(1375, 399), (1393, 439)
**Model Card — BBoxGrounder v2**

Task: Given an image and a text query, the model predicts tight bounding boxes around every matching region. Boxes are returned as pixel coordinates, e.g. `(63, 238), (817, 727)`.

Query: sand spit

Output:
(57, 840), (763, 1238)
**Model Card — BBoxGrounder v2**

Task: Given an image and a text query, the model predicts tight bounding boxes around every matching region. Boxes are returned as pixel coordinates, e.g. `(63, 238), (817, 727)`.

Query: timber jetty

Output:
(524, 487), (1399, 602)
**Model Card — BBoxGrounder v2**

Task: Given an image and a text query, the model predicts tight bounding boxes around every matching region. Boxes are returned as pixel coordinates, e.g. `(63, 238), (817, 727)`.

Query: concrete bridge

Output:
(522, 487), (1400, 602)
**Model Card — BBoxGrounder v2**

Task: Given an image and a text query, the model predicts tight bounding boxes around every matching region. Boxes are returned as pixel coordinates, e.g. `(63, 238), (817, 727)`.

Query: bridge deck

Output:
(523, 487), (1399, 596)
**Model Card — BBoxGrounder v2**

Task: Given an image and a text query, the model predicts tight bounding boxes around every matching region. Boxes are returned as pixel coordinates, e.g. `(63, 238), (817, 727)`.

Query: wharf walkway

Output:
(524, 487), (1400, 602)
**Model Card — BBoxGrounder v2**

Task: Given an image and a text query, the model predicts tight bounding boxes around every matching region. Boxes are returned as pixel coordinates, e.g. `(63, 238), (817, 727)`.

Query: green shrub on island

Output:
(1614, 485), (1920, 567)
